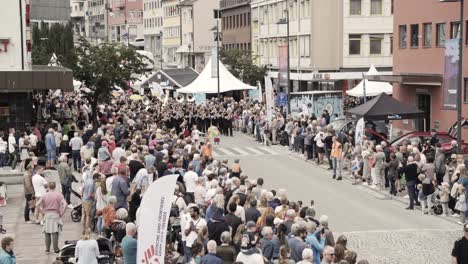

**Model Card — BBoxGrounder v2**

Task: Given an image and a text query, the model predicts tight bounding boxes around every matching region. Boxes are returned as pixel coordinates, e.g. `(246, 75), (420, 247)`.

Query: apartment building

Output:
(70, 0), (86, 39)
(251, 0), (342, 92)
(162, 0), (181, 67)
(368, 0), (468, 137)
(179, 0), (220, 72)
(221, 0), (251, 51)
(143, 0), (163, 67)
(108, 0), (144, 43)
(30, 0), (70, 28)
(85, 0), (109, 43)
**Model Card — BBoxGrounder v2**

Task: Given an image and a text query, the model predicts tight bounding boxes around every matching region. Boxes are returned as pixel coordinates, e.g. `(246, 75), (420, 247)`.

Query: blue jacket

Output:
(305, 231), (325, 264)
(111, 175), (130, 210)
(200, 253), (222, 264)
(0, 250), (16, 264)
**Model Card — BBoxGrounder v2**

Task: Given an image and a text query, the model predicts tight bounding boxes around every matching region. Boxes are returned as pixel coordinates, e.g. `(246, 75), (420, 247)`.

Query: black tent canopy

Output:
(346, 93), (425, 121)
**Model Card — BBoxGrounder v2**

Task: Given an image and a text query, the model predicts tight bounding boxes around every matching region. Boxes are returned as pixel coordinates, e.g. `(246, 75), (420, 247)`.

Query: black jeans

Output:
(325, 148), (333, 168)
(9, 151), (17, 170)
(24, 194), (33, 221)
(407, 180), (417, 208)
(435, 172), (445, 186)
(62, 184), (71, 205)
(71, 150), (81, 171)
(387, 175), (396, 195)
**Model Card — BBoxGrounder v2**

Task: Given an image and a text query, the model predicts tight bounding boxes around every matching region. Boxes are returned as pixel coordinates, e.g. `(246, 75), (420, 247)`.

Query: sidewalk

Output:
(0, 174), (81, 264)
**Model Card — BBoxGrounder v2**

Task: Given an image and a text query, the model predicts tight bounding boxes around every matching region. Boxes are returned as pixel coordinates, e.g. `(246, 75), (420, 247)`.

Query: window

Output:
(350, 0), (361, 15)
(465, 78), (468, 102)
(349, 34), (361, 55)
(451, 21), (460, 38)
(390, 35), (393, 54)
(399, 25), (407, 48)
(423, 23), (432, 47)
(371, 0), (382, 15)
(300, 36), (310, 57)
(370, 34), (383, 54)
(410, 24), (419, 48)
(436, 23), (446, 47)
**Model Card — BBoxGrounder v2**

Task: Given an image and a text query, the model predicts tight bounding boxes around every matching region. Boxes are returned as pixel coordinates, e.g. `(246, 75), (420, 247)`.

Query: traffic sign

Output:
(277, 92), (287, 106)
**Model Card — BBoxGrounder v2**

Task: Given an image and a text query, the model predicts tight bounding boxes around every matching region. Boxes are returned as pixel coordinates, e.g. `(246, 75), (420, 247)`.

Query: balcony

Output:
(220, 0), (250, 10)
(70, 1), (85, 18)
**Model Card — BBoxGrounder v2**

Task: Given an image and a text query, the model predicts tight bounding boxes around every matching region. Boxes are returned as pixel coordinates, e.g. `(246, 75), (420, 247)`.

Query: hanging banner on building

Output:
(137, 174), (178, 264)
(265, 76), (274, 122)
(257, 81), (263, 103)
(443, 38), (459, 110)
(355, 118), (365, 145)
(278, 45), (288, 87)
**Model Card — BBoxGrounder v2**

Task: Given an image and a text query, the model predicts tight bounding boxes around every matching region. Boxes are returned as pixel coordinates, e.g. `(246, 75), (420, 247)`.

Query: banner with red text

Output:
(137, 174), (178, 264)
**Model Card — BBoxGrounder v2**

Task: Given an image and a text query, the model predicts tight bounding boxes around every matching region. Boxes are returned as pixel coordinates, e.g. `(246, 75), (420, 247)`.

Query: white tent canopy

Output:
(177, 58), (256, 94)
(346, 65), (392, 97)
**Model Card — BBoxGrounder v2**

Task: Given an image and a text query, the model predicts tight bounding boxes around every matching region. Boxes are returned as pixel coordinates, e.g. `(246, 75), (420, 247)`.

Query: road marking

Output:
(246, 147), (264, 155)
(232, 147), (249, 155)
(260, 147), (279, 155)
(217, 148), (236, 156)
(339, 228), (459, 235)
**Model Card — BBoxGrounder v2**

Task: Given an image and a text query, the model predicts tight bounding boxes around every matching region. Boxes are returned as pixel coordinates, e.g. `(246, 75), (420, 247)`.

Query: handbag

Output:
(28, 198), (36, 209)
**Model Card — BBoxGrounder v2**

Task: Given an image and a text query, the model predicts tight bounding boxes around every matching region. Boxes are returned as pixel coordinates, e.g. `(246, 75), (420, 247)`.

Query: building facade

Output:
(70, 0), (87, 39)
(221, 0), (251, 51)
(372, 0), (468, 137)
(143, 0), (163, 68)
(30, 0), (70, 28)
(84, 0), (109, 43)
(108, 0), (144, 43)
(179, 0), (220, 72)
(162, 0), (181, 67)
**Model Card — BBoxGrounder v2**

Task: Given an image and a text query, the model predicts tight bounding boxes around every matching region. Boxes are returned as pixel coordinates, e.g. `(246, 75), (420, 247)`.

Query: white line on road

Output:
(217, 148), (236, 156)
(232, 147), (249, 155)
(260, 147), (279, 155)
(339, 228), (459, 235)
(246, 147), (264, 155)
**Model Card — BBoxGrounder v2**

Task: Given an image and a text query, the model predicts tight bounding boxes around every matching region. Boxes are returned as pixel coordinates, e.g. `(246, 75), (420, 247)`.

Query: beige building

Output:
(162, 0), (181, 67)
(143, 0), (164, 68)
(179, 0), (220, 72)
(221, 0), (251, 51)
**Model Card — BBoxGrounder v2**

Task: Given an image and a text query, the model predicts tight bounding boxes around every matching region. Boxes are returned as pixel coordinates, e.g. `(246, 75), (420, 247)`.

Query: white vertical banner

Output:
(211, 49), (218, 78)
(265, 76), (274, 122)
(257, 81), (263, 103)
(355, 118), (365, 145)
(137, 174), (178, 264)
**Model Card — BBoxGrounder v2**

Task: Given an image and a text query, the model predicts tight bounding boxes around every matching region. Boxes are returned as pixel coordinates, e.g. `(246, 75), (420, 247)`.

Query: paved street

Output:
(216, 133), (461, 264)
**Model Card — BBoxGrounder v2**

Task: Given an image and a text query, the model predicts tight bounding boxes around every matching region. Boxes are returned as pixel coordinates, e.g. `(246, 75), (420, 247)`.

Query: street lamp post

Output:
(217, 19), (221, 98)
(277, 0), (290, 114)
(160, 30), (163, 70)
(441, 0), (464, 154)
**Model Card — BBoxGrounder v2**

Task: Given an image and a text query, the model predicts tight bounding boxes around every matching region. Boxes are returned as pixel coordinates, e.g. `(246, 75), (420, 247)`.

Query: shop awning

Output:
(0, 65), (73, 92)
(367, 73), (443, 86)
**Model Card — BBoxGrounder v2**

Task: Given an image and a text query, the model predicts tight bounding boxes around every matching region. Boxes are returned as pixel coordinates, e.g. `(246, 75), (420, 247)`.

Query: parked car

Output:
(390, 119), (468, 154)
(327, 118), (389, 144)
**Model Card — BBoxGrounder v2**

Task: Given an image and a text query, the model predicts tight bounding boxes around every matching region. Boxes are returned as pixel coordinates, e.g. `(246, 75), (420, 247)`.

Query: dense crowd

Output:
(0, 90), (467, 264)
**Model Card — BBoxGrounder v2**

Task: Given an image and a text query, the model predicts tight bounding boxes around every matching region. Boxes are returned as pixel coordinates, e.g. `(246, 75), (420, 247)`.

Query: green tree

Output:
(72, 37), (147, 128)
(220, 49), (267, 85)
(32, 22), (76, 68)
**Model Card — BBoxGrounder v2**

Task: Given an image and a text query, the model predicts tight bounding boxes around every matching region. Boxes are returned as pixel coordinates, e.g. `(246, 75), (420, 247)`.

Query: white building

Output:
(178, 0), (219, 72)
(143, 0), (163, 68)
(70, 0), (87, 40)
(251, 0), (392, 92)
(85, 0), (109, 43)
(342, 0), (393, 70)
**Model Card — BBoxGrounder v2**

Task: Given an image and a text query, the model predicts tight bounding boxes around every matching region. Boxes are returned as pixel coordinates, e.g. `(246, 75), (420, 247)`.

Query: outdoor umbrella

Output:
(129, 94), (143, 101)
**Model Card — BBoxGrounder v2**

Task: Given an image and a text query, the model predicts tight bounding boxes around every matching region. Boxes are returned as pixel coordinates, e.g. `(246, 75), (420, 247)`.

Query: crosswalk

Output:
(211, 145), (283, 157)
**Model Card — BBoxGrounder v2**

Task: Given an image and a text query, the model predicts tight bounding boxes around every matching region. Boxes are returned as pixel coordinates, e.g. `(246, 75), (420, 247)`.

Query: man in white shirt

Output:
(314, 128), (325, 164)
(28, 132), (38, 154)
(184, 206), (206, 263)
(69, 132), (83, 171)
(112, 142), (126, 163)
(8, 128), (17, 171)
(32, 166), (48, 224)
(183, 164), (198, 204)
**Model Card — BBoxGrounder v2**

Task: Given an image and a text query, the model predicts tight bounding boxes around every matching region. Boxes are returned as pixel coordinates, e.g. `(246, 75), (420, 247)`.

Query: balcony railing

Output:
(220, 0), (250, 9)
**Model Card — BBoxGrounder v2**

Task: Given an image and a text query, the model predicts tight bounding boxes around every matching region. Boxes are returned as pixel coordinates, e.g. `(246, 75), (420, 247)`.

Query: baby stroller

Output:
(70, 188), (82, 223)
(56, 237), (115, 264)
(431, 187), (444, 215)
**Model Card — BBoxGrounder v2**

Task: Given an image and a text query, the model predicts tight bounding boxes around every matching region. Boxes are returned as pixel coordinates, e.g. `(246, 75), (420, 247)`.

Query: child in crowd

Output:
(455, 185), (466, 224)
(440, 182), (451, 216)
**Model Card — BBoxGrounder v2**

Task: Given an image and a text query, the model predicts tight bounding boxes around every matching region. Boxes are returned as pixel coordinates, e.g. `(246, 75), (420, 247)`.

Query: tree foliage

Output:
(31, 22), (75, 68)
(73, 37), (147, 127)
(220, 49), (267, 86)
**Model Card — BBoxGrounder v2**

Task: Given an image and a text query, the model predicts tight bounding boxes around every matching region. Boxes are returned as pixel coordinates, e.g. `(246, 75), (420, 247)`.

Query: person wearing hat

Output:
(236, 232), (265, 264)
(451, 223), (468, 264)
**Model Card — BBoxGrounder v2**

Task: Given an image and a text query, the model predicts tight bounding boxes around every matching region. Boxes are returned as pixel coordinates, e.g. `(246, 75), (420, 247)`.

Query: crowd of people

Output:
(0, 89), (467, 264)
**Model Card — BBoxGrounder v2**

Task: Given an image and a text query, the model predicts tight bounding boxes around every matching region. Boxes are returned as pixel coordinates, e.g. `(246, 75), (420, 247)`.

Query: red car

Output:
(390, 119), (468, 154)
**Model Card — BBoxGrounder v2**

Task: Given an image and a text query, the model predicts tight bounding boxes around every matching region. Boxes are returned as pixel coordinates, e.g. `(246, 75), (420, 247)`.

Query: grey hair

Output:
(305, 207), (316, 218)
(302, 248), (313, 261)
(286, 209), (296, 218)
(116, 208), (128, 220)
(261, 226), (273, 237)
(220, 231), (231, 244)
(107, 196), (117, 204)
(126, 222), (137, 234)
(319, 215), (329, 227)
